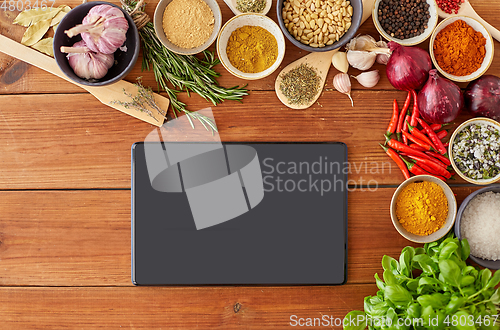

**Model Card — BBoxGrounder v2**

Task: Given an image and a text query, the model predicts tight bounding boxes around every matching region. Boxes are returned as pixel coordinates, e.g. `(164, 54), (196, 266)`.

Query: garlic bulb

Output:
(61, 40), (114, 80)
(352, 70), (380, 88)
(332, 51), (349, 73)
(333, 73), (353, 107)
(65, 4), (129, 54)
(347, 50), (376, 71)
(345, 35), (391, 55)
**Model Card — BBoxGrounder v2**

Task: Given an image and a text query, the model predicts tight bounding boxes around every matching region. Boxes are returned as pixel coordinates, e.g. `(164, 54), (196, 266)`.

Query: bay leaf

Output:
(50, 6), (71, 26)
(31, 37), (54, 57)
(21, 19), (51, 46)
(13, 7), (62, 27)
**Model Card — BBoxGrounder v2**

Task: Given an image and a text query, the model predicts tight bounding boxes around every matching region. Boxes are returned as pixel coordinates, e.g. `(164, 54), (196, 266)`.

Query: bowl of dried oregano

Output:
(153, 0), (222, 55)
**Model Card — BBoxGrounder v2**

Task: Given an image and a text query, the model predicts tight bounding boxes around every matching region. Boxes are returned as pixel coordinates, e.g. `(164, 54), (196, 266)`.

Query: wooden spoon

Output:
(222, 0), (272, 16)
(0, 34), (168, 127)
(275, 0), (374, 109)
(437, 1), (500, 42)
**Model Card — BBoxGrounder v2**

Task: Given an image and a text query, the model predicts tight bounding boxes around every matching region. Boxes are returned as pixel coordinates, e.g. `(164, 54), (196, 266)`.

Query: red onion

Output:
(464, 75), (500, 121)
(417, 69), (464, 124)
(386, 41), (432, 91)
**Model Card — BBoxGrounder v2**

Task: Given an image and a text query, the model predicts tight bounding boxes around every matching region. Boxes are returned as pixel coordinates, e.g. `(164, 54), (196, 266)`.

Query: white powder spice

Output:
(460, 191), (500, 261)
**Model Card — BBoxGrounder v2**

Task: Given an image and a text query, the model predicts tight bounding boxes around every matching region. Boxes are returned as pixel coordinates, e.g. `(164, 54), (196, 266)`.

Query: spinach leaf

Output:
(414, 254), (438, 274)
(485, 269), (500, 289)
(439, 242), (459, 260)
(446, 296), (466, 314)
(439, 259), (462, 288)
(384, 285), (413, 307)
(461, 239), (471, 261)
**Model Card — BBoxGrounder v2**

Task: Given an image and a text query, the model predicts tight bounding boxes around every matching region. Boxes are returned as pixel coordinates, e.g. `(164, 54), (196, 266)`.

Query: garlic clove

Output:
(376, 53), (390, 65)
(352, 70), (380, 88)
(347, 50), (376, 71)
(332, 51), (349, 74)
(333, 73), (353, 107)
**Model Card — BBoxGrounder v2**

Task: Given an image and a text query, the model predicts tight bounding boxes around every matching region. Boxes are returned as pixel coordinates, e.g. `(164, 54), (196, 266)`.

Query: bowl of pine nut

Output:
(277, 0), (362, 52)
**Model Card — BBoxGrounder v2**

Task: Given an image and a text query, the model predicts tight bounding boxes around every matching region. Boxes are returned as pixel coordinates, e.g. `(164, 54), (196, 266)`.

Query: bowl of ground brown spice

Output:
(153, 0), (222, 55)
(430, 16), (494, 83)
(216, 13), (286, 80)
(390, 175), (457, 243)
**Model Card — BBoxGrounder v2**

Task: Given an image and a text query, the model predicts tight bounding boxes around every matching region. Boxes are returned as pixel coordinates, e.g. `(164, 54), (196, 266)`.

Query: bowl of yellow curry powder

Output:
(217, 13), (286, 80)
(390, 175), (457, 243)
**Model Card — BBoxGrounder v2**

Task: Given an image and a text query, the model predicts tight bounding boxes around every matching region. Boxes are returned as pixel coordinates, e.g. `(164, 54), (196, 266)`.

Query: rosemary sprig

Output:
(122, 0), (248, 132)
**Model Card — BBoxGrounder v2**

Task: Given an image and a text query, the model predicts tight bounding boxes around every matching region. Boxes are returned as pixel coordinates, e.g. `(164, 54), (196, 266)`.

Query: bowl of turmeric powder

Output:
(430, 16), (494, 83)
(216, 13), (286, 80)
(390, 175), (457, 243)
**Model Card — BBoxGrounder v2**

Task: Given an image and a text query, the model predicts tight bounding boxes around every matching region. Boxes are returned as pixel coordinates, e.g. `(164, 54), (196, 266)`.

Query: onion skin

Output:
(417, 69), (464, 124)
(386, 41), (432, 91)
(464, 75), (500, 121)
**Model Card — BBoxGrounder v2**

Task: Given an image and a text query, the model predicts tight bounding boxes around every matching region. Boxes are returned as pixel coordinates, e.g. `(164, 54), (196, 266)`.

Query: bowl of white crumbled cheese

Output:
(455, 185), (500, 269)
(449, 117), (500, 185)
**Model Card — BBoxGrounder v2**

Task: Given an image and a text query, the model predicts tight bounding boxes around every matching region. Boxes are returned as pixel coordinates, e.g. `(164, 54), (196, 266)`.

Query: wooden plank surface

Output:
(0, 91), (471, 189)
(0, 187), (480, 287)
(0, 285), (377, 329)
(1, 0), (500, 94)
(0, 0), (499, 327)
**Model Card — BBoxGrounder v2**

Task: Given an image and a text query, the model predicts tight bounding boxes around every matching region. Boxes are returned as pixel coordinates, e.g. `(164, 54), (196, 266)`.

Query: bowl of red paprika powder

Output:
(430, 16), (494, 83)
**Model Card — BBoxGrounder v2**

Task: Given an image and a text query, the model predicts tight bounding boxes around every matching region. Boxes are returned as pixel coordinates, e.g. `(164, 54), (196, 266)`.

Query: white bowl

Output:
(430, 16), (494, 83)
(216, 13), (285, 80)
(153, 0), (222, 55)
(449, 117), (500, 185)
(390, 175), (457, 243)
(372, 0), (438, 46)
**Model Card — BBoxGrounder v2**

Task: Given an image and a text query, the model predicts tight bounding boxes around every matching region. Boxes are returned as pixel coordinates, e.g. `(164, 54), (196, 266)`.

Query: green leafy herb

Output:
(344, 234), (500, 330)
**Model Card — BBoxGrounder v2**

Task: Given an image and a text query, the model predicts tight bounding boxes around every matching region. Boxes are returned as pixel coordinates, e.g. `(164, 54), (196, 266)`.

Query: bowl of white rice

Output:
(455, 185), (500, 269)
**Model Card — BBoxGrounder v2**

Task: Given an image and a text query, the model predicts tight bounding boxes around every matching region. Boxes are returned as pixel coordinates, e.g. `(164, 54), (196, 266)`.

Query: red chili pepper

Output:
(425, 151), (452, 166)
(409, 144), (427, 152)
(386, 137), (434, 160)
(406, 155), (452, 178)
(418, 162), (441, 175)
(400, 156), (431, 176)
(443, 142), (449, 147)
(410, 90), (419, 127)
(396, 91), (411, 141)
(436, 130), (448, 140)
(402, 131), (434, 151)
(407, 122), (435, 147)
(430, 123), (450, 131)
(402, 114), (411, 145)
(417, 118), (448, 155)
(386, 99), (399, 138)
(380, 144), (410, 180)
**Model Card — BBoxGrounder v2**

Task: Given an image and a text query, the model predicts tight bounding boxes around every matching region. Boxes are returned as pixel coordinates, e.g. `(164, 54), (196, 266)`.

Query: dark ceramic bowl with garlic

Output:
(53, 1), (140, 86)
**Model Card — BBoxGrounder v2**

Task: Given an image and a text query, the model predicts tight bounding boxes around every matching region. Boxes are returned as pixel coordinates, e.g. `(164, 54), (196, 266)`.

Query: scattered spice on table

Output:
(436, 0), (463, 14)
(377, 0), (430, 40)
(395, 181), (448, 236)
(433, 20), (486, 76)
(236, 0), (266, 13)
(279, 63), (321, 105)
(162, 0), (214, 49)
(452, 122), (500, 180)
(226, 25), (278, 73)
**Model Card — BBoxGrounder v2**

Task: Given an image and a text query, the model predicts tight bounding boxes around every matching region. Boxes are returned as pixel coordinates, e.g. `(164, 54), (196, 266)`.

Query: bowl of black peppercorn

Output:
(373, 0), (438, 46)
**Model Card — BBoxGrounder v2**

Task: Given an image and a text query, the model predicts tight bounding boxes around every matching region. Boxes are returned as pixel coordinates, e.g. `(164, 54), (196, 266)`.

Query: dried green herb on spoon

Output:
(121, 0), (248, 131)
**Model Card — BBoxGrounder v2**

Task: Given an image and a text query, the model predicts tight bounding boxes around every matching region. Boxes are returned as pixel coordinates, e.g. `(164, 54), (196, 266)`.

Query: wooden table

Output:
(0, 0), (497, 328)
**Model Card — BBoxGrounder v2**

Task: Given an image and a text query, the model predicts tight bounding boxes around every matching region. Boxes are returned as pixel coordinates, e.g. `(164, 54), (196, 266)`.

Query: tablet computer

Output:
(132, 142), (348, 285)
